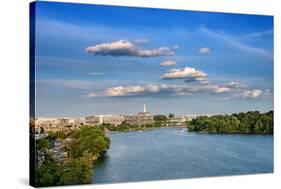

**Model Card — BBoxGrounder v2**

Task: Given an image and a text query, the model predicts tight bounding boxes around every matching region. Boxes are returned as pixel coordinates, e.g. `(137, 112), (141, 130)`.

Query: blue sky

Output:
(34, 1), (273, 117)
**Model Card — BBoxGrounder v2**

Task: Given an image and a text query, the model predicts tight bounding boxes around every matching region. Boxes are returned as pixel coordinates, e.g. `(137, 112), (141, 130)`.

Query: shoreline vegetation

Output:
(100, 111), (273, 135)
(108, 126), (187, 133)
(186, 111), (273, 134)
(100, 122), (185, 133)
(35, 110), (273, 187)
(35, 126), (110, 187)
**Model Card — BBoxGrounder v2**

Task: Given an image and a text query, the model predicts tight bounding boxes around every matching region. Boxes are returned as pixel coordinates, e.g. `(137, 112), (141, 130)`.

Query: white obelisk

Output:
(144, 104), (147, 113)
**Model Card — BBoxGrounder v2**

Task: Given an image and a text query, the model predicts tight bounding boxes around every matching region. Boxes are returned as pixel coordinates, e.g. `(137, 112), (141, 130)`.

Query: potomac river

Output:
(92, 128), (273, 184)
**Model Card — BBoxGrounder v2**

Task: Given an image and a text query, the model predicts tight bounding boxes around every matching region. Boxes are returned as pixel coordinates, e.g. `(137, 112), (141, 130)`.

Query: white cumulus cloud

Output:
(212, 86), (231, 93)
(161, 67), (207, 84)
(160, 60), (177, 67)
(85, 82), (234, 98)
(85, 39), (175, 57)
(106, 85), (146, 97)
(242, 89), (263, 98)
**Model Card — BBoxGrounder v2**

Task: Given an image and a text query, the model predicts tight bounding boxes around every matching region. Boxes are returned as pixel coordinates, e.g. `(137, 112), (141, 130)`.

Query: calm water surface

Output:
(92, 128), (273, 184)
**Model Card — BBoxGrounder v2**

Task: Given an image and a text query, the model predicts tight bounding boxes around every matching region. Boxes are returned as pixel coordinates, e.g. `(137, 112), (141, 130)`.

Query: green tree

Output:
(48, 131), (66, 139)
(36, 138), (49, 150)
(187, 111), (273, 134)
(168, 113), (175, 118)
(154, 115), (167, 122)
(35, 153), (62, 187)
(254, 119), (265, 133)
(35, 126), (111, 186)
(67, 126), (110, 158)
(60, 152), (93, 185)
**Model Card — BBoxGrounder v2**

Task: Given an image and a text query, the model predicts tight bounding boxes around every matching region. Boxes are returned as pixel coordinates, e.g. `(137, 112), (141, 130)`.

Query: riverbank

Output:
(187, 111), (273, 134)
(108, 125), (186, 134)
(195, 131), (273, 135)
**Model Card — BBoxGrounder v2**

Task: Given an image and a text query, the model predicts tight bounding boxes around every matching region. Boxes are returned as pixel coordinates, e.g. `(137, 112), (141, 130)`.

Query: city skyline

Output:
(34, 103), (265, 119)
(34, 2), (273, 117)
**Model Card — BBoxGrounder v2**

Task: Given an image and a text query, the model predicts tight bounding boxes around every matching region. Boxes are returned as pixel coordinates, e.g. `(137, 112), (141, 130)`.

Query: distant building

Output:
(125, 104), (154, 126)
(85, 116), (100, 126)
(101, 115), (125, 126)
(35, 117), (85, 132)
(85, 115), (125, 126)
(34, 111), (215, 133)
(184, 114), (215, 121)
(166, 116), (187, 126)
(35, 117), (63, 132)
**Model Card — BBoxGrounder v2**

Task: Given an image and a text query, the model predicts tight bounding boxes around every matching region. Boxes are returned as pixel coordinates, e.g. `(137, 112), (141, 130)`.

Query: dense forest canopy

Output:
(187, 111), (273, 134)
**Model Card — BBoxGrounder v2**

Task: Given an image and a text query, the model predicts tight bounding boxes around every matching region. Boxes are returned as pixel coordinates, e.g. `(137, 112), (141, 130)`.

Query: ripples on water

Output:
(93, 128), (273, 184)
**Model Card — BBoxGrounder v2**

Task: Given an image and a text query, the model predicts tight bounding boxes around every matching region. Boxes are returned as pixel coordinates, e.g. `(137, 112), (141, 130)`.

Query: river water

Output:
(92, 128), (273, 184)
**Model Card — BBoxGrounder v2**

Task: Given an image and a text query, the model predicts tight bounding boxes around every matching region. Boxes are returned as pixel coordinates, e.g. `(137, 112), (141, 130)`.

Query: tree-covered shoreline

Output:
(100, 121), (165, 132)
(101, 114), (183, 132)
(35, 126), (110, 187)
(186, 111), (273, 134)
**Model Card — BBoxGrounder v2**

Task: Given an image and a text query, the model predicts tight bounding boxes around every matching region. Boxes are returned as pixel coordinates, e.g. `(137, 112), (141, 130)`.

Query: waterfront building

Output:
(166, 116), (187, 127)
(155, 114), (216, 127)
(184, 114), (215, 121)
(102, 115), (125, 126)
(125, 104), (154, 126)
(85, 115), (125, 126)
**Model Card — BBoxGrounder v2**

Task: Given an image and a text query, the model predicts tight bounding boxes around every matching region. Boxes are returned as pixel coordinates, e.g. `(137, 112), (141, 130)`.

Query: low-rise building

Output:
(166, 116), (187, 126)
(184, 114), (215, 121)
(125, 104), (154, 126)
(85, 116), (100, 126)
(35, 117), (85, 132)
(102, 115), (125, 126)
(85, 115), (125, 126)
